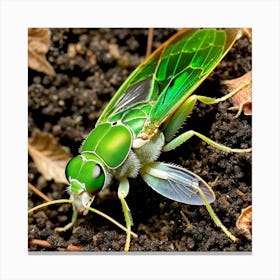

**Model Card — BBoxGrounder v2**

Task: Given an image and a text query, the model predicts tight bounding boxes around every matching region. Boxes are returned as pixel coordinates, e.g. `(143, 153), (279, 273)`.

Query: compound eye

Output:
(65, 156), (83, 183)
(83, 162), (105, 195)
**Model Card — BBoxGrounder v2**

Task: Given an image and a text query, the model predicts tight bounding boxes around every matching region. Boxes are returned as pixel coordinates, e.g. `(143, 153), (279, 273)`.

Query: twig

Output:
(29, 239), (52, 248)
(28, 182), (52, 202)
(180, 210), (193, 229)
(145, 28), (154, 58)
(29, 239), (81, 251)
(66, 245), (81, 251)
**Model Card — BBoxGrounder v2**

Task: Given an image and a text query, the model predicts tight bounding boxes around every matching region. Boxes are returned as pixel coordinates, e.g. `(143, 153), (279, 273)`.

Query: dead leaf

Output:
(28, 28), (56, 77)
(236, 205), (252, 240)
(222, 71), (252, 118)
(238, 28), (252, 43)
(28, 129), (72, 184)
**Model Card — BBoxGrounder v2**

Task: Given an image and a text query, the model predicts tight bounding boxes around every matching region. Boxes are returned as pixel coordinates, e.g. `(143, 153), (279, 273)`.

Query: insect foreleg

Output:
(118, 178), (133, 252)
(55, 208), (78, 233)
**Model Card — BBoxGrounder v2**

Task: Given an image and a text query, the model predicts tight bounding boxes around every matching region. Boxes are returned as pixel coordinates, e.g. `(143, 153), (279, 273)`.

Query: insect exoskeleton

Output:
(29, 28), (251, 252)
(65, 101), (166, 212)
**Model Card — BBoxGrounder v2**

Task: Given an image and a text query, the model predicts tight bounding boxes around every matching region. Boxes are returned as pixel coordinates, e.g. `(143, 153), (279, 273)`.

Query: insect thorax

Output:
(105, 102), (165, 180)
(113, 131), (165, 181)
(108, 102), (153, 137)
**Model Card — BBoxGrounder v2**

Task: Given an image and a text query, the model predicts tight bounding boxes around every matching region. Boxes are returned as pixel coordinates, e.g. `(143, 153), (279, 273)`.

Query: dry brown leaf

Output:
(28, 28), (56, 77)
(28, 129), (72, 184)
(222, 71), (252, 118)
(238, 28), (252, 43)
(236, 205), (252, 240)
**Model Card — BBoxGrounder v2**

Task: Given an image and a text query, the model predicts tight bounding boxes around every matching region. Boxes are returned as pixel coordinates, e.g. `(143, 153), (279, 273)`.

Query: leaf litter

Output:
(222, 71), (252, 117)
(28, 129), (72, 184)
(28, 28), (252, 252)
(28, 28), (56, 77)
(236, 205), (252, 240)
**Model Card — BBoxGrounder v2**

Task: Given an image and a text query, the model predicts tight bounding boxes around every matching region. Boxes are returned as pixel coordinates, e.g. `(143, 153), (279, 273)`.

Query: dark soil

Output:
(28, 28), (252, 252)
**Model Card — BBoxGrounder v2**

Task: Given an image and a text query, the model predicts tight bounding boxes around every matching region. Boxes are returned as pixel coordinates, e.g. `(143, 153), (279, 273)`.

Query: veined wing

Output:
(141, 162), (215, 205)
(97, 28), (239, 126)
(97, 28), (193, 124)
(148, 28), (239, 126)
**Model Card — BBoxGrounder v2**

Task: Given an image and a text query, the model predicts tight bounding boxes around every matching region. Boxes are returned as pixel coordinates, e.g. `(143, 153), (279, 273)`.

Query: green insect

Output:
(30, 28), (251, 251)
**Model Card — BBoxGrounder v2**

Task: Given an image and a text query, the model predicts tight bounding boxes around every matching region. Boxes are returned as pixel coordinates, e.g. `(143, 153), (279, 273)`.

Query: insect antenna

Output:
(28, 199), (72, 214)
(85, 206), (138, 238)
(28, 199), (138, 238)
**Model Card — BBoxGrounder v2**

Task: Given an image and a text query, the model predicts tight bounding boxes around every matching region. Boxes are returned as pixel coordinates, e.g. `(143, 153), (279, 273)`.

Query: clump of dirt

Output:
(28, 28), (252, 252)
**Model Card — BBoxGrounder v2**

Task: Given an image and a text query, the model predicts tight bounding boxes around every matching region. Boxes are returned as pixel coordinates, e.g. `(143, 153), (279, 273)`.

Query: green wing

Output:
(97, 28), (239, 126)
(97, 28), (173, 124)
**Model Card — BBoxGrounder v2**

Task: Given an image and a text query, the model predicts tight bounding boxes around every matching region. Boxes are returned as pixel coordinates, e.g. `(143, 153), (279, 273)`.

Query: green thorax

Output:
(81, 122), (133, 169)
(108, 102), (152, 137)
(81, 102), (152, 169)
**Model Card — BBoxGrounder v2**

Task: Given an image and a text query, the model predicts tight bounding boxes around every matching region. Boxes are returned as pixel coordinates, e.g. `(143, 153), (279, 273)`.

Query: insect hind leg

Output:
(163, 80), (250, 142)
(192, 183), (239, 242)
(163, 83), (252, 153)
(163, 129), (251, 153)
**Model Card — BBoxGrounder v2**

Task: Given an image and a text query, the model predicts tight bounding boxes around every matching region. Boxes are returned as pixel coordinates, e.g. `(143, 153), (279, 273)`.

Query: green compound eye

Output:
(85, 162), (105, 195)
(66, 155), (106, 196)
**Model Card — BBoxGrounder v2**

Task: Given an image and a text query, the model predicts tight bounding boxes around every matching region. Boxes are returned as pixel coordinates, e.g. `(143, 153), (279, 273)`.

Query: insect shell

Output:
(64, 28), (248, 248)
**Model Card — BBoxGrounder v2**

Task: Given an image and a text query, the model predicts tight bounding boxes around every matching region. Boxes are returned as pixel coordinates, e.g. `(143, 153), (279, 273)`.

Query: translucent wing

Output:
(97, 30), (168, 124)
(149, 28), (239, 126)
(97, 28), (239, 126)
(141, 162), (215, 205)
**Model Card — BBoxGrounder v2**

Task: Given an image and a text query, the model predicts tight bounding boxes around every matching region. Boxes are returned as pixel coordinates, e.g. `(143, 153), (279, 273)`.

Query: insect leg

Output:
(141, 162), (238, 242)
(163, 80), (250, 142)
(163, 129), (251, 153)
(163, 85), (252, 153)
(163, 95), (197, 142)
(118, 178), (133, 252)
(194, 79), (251, 106)
(55, 208), (78, 232)
(191, 182), (239, 242)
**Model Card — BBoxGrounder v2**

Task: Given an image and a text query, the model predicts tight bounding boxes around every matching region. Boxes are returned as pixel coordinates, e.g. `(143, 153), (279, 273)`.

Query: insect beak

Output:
(81, 192), (95, 215)
(71, 189), (95, 215)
